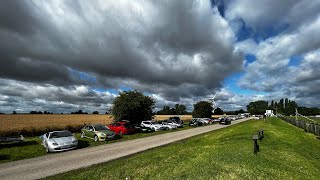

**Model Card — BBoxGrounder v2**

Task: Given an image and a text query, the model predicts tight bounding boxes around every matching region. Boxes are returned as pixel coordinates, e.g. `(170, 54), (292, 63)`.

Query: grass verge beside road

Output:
(46, 117), (320, 180)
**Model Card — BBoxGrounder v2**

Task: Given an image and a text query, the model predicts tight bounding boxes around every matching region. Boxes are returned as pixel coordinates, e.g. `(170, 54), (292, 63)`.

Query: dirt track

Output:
(0, 118), (250, 180)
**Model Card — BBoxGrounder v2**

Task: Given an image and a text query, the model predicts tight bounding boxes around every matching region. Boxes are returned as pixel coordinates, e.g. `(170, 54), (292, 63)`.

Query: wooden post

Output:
(252, 135), (259, 154)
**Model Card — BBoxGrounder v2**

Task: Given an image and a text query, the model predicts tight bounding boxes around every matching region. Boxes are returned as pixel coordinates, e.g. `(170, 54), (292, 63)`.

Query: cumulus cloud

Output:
(0, 78), (116, 113)
(0, 0), (243, 113)
(225, 0), (320, 32)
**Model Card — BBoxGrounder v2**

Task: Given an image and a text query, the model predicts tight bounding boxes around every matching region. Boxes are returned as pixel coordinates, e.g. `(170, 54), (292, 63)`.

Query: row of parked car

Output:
(41, 116), (246, 153)
(41, 117), (184, 153)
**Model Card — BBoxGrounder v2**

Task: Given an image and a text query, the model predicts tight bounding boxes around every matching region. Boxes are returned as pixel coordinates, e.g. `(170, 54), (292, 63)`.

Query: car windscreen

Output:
(152, 121), (160, 124)
(94, 125), (109, 131)
(50, 131), (72, 138)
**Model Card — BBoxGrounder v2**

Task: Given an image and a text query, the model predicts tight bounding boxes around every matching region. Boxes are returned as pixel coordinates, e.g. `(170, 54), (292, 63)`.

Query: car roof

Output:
(49, 130), (70, 133)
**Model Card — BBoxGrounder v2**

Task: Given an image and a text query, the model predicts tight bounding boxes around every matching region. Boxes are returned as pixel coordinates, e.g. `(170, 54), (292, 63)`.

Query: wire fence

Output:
(279, 116), (320, 136)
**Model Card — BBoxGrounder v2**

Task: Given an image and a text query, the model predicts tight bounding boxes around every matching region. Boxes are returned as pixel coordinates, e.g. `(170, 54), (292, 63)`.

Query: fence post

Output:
(252, 135), (259, 154)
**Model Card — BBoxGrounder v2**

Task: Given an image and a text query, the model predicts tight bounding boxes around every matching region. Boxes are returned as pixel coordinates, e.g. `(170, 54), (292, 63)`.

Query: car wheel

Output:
(81, 132), (85, 138)
(94, 135), (99, 142)
(118, 131), (123, 135)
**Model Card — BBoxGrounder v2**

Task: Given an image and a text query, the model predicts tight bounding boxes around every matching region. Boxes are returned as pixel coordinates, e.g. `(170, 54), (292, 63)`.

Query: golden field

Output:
(0, 114), (114, 133)
(0, 114), (197, 135)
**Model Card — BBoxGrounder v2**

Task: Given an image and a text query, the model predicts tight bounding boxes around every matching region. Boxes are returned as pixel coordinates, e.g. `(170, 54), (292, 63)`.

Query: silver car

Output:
(42, 130), (78, 153)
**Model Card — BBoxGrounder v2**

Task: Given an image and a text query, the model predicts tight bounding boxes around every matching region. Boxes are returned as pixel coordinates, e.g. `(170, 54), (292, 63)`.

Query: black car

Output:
(219, 118), (231, 125)
(169, 116), (184, 126)
(189, 118), (204, 127)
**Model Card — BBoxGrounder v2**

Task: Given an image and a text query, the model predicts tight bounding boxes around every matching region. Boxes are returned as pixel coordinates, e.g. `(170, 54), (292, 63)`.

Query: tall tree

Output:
(246, 100), (268, 115)
(192, 101), (213, 118)
(112, 91), (155, 124)
(213, 107), (224, 115)
(175, 104), (187, 115)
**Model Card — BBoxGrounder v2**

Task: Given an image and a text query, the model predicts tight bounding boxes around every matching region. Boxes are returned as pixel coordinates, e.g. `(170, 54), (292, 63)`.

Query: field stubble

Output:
(0, 114), (193, 136)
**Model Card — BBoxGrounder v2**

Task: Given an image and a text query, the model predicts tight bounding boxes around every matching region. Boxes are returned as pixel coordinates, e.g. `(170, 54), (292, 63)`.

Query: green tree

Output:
(112, 91), (155, 124)
(270, 100), (274, 108)
(213, 107), (224, 115)
(92, 111), (99, 114)
(234, 109), (246, 115)
(192, 101), (213, 118)
(246, 100), (268, 115)
(175, 104), (187, 115)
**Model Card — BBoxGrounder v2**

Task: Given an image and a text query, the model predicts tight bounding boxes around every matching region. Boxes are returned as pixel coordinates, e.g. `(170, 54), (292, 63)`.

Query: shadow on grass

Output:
(77, 140), (90, 149)
(0, 154), (10, 160)
(0, 141), (39, 149)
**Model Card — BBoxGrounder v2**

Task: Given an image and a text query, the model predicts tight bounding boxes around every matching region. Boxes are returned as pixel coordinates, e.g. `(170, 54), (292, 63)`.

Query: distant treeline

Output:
(1, 110), (109, 115)
(247, 98), (320, 116)
(30, 111), (53, 114)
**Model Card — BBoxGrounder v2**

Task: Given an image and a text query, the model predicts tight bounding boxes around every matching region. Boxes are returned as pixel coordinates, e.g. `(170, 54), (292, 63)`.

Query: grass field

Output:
(0, 123), (194, 164)
(0, 114), (195, 136)
(45, 117), (320, 180)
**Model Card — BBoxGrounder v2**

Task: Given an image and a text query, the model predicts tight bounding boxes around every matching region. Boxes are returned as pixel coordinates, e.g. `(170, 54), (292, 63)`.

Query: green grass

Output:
(45, 117), (320, 180)
(0, 124), (193, 163)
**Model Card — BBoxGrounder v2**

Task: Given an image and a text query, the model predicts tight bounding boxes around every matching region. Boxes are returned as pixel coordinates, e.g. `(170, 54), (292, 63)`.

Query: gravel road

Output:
(0, 118), (250, 180)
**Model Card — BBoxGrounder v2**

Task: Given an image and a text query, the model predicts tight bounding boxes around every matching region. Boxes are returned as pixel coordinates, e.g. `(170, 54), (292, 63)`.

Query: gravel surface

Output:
(0, 118), (250, 180)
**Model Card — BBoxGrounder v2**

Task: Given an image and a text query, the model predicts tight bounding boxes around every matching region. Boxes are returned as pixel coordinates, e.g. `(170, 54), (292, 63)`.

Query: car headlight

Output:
(52, 142), (58, 146)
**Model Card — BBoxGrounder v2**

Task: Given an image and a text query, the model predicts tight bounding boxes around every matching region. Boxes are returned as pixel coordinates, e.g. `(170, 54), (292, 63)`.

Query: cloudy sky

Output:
(1, 0), (320, 113)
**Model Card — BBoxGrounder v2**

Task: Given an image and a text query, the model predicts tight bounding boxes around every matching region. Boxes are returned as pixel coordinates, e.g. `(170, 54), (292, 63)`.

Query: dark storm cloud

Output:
(0, 0), (242, 113)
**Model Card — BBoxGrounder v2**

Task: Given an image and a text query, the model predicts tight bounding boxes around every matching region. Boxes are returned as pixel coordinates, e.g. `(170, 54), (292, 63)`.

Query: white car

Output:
(161, 122), (177, 130)
(162, 120), (183, 128)
(141, 121), (167, 131)
(41, 130), (78, 153)
(198, 118), (209, 125)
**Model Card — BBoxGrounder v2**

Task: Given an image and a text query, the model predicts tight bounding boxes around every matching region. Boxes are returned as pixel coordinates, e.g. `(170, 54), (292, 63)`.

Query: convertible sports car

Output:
(81, 124), (116, 141)
(41, 130), (78, 153)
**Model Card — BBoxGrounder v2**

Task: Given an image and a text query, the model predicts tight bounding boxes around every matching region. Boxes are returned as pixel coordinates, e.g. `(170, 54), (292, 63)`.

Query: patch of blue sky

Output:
(210, 0), (225, 17)
(288, 55), (302, 66)
(91, 85), (134, 94)
(69, 68), (97, 82)
(244, 54), (256, 67)
(236, 20), (289, 42)
(223, 72), (267, 95)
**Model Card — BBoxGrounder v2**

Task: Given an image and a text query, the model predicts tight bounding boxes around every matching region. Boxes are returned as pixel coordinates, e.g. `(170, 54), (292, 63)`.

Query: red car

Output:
(107, 122), (136, 135)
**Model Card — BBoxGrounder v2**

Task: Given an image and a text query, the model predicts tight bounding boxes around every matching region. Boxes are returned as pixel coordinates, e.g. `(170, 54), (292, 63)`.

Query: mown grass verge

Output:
(0, 123), (194, 163)
(45, 117), (320, 180)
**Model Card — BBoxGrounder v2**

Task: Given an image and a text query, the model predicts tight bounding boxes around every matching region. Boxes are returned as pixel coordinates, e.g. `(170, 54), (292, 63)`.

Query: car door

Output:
(43, 133), (49, 146)
(87, 125), (95, 138)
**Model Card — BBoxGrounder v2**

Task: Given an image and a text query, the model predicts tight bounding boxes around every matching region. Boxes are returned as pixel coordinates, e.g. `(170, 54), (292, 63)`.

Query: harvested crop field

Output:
(0, 114), (114, 133)
(0, 114), (194, 136)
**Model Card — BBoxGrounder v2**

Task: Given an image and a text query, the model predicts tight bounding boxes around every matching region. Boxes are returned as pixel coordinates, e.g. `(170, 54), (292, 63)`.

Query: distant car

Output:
(219, 118), (231, 125)
(41, 130), (78, 153)
(135, 124), (153, 132)
(161, 121), (177, 130)
(141, 121), (167, 131)
(162, 120), (183, 128)
(81, 124), (116, 141)
(169, 116), (184, 127)
(189, 118), (204, 127)
(107, 122), (136, 135)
